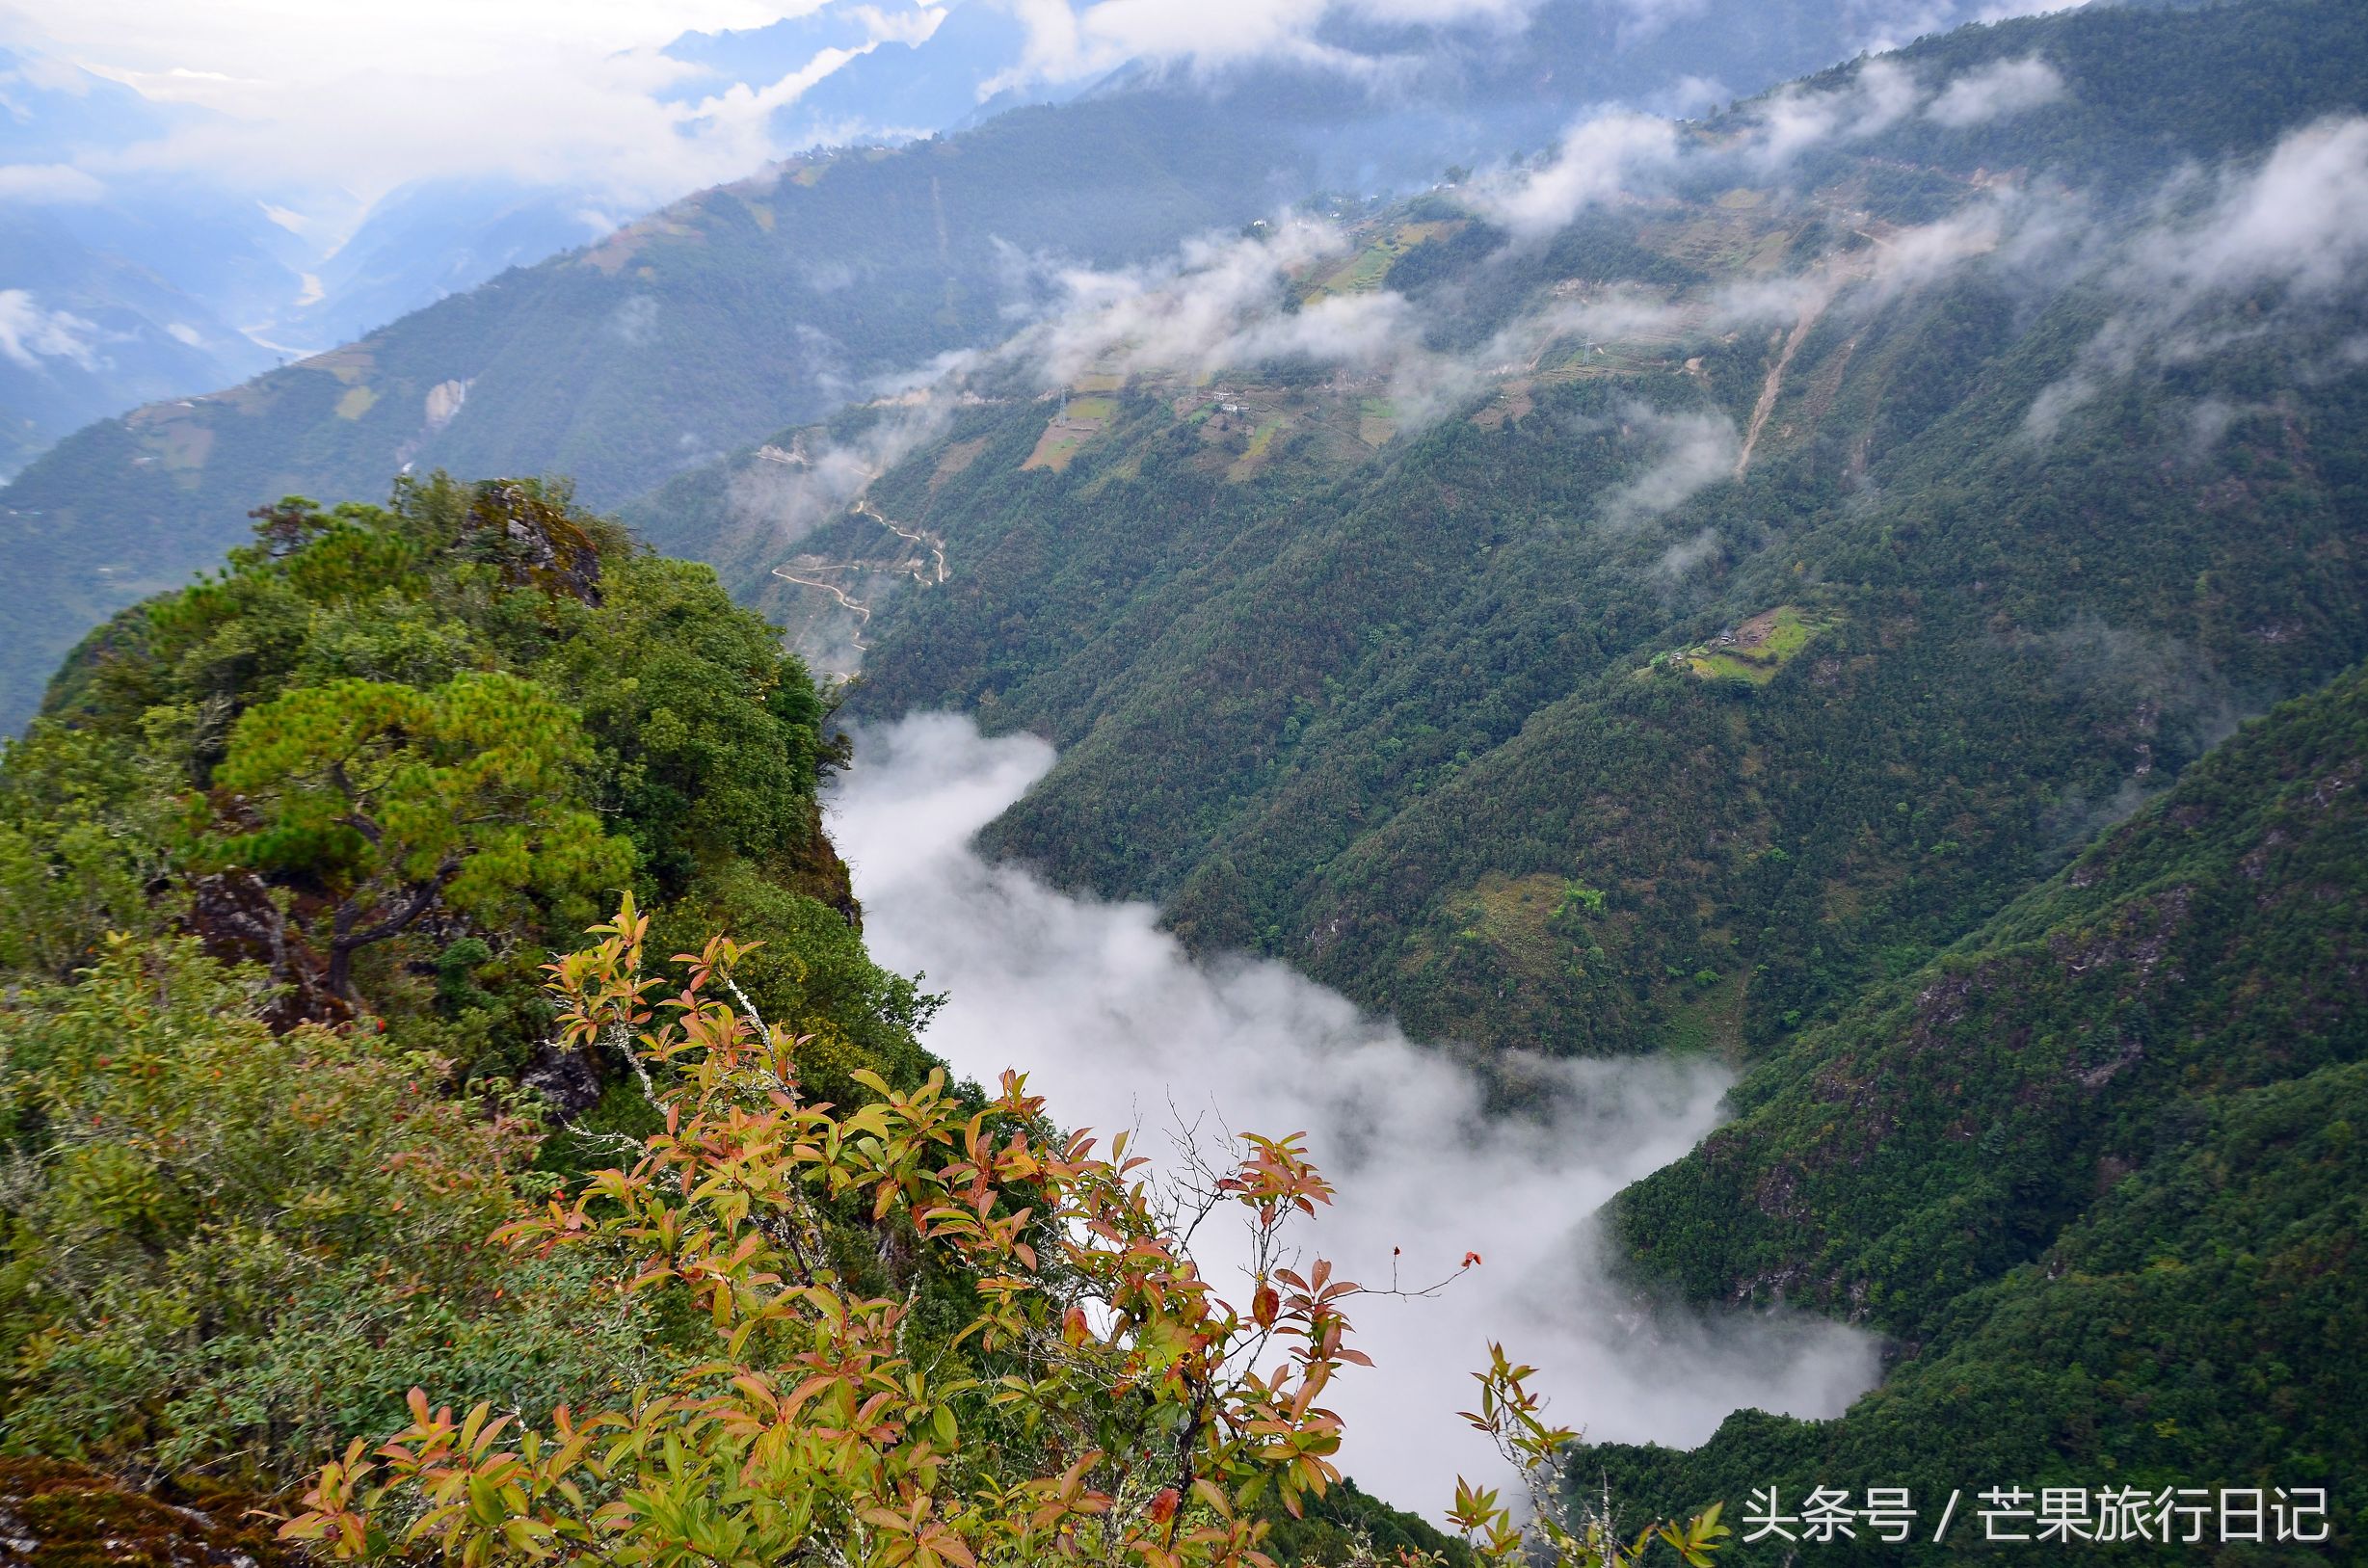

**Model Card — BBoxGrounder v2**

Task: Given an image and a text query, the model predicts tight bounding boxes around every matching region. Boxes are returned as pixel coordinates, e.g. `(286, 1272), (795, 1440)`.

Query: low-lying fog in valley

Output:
(830, 713), (1880, 1517)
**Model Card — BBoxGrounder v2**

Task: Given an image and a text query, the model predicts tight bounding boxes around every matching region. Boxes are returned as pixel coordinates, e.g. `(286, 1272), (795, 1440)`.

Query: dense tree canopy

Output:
(205, 672), (631, 995)
(0, 475), (926, 1486)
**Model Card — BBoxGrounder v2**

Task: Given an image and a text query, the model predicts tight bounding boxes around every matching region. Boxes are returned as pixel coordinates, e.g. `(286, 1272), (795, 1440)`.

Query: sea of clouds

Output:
(828, 712), (1881, 1519)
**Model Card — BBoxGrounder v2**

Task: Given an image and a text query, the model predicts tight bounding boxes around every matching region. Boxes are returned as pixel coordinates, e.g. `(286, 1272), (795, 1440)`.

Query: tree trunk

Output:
(327, 860), (462, 998)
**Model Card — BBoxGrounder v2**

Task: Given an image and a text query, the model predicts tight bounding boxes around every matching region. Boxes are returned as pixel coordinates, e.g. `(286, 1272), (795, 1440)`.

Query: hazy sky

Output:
(0, 0), (1575, 226)
(4, 0), (794, 74)
(0, 0), (2084, 226)
(0, 0), (883, 212)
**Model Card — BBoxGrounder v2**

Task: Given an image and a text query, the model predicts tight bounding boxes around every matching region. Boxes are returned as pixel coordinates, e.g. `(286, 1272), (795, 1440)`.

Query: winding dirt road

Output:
(853, 496), (948, 584)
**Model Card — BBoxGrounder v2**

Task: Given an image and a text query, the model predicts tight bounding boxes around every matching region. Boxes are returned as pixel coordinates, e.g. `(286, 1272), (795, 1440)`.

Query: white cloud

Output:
(674, 41), (877, 136)
(2020, 370), (2093, 443)
(0, 0), (2103, 259)
(847, 2), (950, 45)
(725, 390), (957, 576)
(988, 0), (2077, 95)
(875, 162), (2009, 475)
(1599, 404), (1739, 525)
(991, 211), (1752, 441)
(606, 294), (660, 345)
(990, 0), (1543, 91)
(1746, 57), (1921, 170)
(1969, 0), (2089, 21)
(2142, 116), (2368, 306)
(829, 714), (1881, 1518)
(1647, 71), (1729, 120)
(0, 47), (97, 96)
(0, 161), (104, 201)
(0, 289), (102, 370)
(1025, 219), (1356, 385)
(731, 94), (2346, 493)
(1859, 198), (2008, 299)
(5, 0), (936, 215)
(2026, 117), (2368, 437)
(1925, 56), (2064, 128)
(1654, 524), (1722, 578)
(1448, 44), (2069, 242)
(1473, 111), (1678, 243)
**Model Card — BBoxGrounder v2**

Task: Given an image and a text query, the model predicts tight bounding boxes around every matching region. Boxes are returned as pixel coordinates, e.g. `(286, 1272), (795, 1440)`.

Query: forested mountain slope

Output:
(699, 0), (2368, 1064)
(0, 199), (280, 481)
(0, 475), (1460, 1565)
(0, 0), (2030, 736)
(0, 476), (929, 1478)
(1587, 660), (2368, 1562)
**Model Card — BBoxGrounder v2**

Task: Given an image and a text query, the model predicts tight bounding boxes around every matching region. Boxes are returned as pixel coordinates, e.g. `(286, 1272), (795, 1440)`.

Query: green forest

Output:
(1593, 666), (2368, 1561)
(0, 480), (1491, 1566)
(4, 0), (2366, 1562)
(755, 0), (2368, 1066)
(3, 478), (920, 1469)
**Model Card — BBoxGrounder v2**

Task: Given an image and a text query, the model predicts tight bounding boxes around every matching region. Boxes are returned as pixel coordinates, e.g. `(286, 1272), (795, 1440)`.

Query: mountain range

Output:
(635, 0), (2368, 1537)
(4, 0), (2365, 1555)
(0, 1), (1053, 486)
(0, 0), (2025, 733)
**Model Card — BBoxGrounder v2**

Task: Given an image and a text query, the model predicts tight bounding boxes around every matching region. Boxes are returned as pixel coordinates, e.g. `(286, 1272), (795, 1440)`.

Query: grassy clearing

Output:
(1644, 604), (1833, 684)
(579, 217), (693, 275)
(1442, 873), (1622, 981)
(1657, 967), (1747, 1055)
(297, 347), (375, 385)
(1326, 246), (1397, 294)
(931, 437), (990, 490)
(1471, 382), (1537, 430)
(1447, 872), (1573, 979)
(1639, 209), (1794, 274)
(1225, 416), (1286, 481)
(145, 418), (214, 473)
(1023, 393), (1120, 471)
(1305, 223), (1442, 300)
(1023, 430), (1088, 471)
